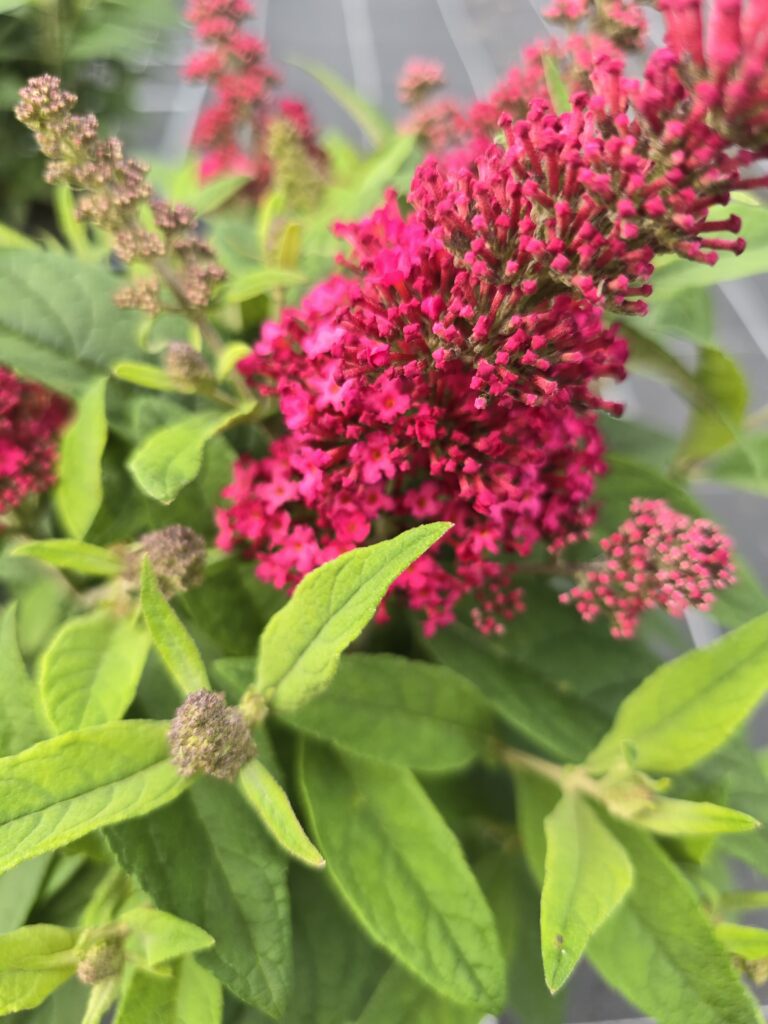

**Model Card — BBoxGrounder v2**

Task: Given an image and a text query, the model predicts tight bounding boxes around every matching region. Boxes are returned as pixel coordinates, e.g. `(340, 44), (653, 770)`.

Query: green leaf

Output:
(0, 250), (141, 398)
(700, 431), (768, 496)
(237, 759), (325, 868)
(52, 185), (90, 257)
(225, 267), (305, 304)
(0, 924), (77, 1014)
(0, 855), (53, 933)
(120, 907), (215, 967)
(108, 778), (291, 1017)
(0, 220), (39, 250)
(716, 923), (768, 961)
(257, 523), (451, 711)
(0, 603), (47, 757)
(0, 720), (188, 873)
(516, 777), (763, 1024)
(475, 849), (565, 1024)
(677, 347), (748, 465)
(289, 59), (391, 146)
(626, 795), (758, 836)
(542, 53), (570, 114)
(140, 558), (210, 697)
(299, 742), (505, 1011)
(115, 958), (223, 1024)
(54, 377), (108, 539)
(587, 821), (763, 1024)
(541, 792), (634, 992)
(40, 611), (150, 733)
(215, 342), (252, 381)
(424, 623), (608, 762)
(283, 652), (494, 770)
(355, 964), (478, 1024)
(10, 539), (124, 577)
(128, 404), (255, 504)
(587, 611), (768, 774)
(112, 361), (194, 394)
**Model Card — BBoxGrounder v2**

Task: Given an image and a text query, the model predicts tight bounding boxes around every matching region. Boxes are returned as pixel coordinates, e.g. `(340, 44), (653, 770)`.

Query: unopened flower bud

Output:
(76, 938), (124, 986)
(164, 342), (214, 386)
(168, 690), (255, 781)
(239, 688), (269, 726)
(137, 524), (207, 598)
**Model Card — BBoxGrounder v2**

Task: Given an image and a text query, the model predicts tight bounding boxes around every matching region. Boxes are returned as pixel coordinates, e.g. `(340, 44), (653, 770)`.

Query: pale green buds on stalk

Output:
(168, 690), (256, 782)
(75, 938), (124, 986)
(239, 688), (269, 727)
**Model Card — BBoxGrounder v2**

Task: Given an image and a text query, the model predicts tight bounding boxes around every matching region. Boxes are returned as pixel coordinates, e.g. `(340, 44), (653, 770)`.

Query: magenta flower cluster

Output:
(0, 368), (68, 516)
(561, 499), (737, 638)
(217, 0), (766, 637)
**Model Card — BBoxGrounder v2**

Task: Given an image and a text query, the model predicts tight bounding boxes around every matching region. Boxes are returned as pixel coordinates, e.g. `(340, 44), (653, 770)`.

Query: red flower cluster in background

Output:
(0, 369), (67, 516)
(183, 0), (323, 187)
(562, 499), (736, 637)
(219, 0), (767, 637)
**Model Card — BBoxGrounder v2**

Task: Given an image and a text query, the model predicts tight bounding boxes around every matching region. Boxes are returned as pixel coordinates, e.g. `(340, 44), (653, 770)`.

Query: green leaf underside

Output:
(283, 652), (493, 770)
(516, 775), (763, 1024)
(237, 759), (325, 868)
(258, 523), (452, 711)
(0, 721), (187, 874)
(108, 778), (292, 1017)
(128, 405), (253, 504)
(588, 611), (768, 773)
(140, 557), (210, 696)
(0, 924), (77, 1014)
(0, 855), (53, 933)
(541, 793), (634, 992)
(0, 603), (47, 757)
(424, 623), (608, 762)
(11, 539), (124, 577)
(0, 250), (140, 397)
(299, 742), (505, 1011)
(54, 376), (108, 539)
(119, 907), (215, 966)
(40, 611), (150, 733)
(114, 958), (223, 1024)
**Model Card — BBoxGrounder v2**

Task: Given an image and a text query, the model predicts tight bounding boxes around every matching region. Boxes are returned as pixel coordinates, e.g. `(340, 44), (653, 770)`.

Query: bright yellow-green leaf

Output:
(237, 759), (325, 868)
(54, 377), (108, 539)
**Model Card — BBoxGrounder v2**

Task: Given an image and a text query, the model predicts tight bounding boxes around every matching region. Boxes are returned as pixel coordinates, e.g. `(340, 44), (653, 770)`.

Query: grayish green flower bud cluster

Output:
(168, 690), (255, 782)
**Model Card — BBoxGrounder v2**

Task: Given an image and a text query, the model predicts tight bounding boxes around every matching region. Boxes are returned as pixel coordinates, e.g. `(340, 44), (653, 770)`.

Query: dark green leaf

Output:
(0, 250), (140, 397)
(355, 965), (478, 1024)
(108, 778), (291, 1017)
(299, 743), (505, 1011)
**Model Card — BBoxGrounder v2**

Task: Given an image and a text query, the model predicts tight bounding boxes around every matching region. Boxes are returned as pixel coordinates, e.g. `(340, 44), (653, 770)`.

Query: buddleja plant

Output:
(2, 0), (768, 1022)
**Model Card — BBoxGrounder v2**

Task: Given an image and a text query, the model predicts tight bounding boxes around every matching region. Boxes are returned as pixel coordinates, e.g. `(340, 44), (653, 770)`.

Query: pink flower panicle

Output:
(184, 0), (324, 189)
(219, 1), (765, 637)
(15, 76), (225, 314)
(398, 58), (447, 106)
(561, 499), (736, 638)
(0, 368), (68, 515)
(544, 0), (648, 50)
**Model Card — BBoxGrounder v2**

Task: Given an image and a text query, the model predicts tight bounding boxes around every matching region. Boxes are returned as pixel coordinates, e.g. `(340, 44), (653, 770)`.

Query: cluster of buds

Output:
(397, 58), (447, 106)
(15, 75), (225, 315)
(76, 938), (124, 986)
(168, 690), (255, 781)
(544, 0), (649, 50)
(561, 499), (737, 637)
(0, 368), (68, 517)
(128, 525), (208, 598)
(184, 0), (324, 191)
(266, 101), (328, 212)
